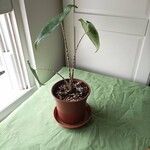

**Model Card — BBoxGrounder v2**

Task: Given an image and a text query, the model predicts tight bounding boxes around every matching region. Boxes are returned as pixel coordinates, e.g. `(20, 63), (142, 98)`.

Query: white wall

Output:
(134, 22), (150, 84)
(64, 0), (150, 84)
(24, 0), (64, 83)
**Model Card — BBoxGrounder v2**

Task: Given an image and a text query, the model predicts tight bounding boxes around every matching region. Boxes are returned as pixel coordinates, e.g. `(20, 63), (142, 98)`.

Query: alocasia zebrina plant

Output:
(30, 4), (100, 88)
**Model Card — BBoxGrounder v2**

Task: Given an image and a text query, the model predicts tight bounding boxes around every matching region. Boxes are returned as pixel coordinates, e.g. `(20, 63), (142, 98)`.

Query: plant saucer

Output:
(53, 103), (92, 129)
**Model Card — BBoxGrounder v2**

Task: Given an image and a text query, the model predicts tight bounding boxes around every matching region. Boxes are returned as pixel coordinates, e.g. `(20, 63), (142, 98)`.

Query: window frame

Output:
(12, 0), (37, 87)
(0, 0), (38, 122)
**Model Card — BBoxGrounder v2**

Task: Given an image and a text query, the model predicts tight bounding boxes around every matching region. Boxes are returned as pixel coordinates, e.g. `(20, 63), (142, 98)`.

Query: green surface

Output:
(0, 67), (150, 150)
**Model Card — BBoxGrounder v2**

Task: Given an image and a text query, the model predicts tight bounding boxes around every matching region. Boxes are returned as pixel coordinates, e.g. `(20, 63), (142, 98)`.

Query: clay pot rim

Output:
(51, 78), (91, 103)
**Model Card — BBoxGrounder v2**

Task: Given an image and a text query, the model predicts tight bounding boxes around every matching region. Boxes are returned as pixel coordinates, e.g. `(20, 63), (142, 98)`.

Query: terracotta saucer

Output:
(53, 103), (92, 129)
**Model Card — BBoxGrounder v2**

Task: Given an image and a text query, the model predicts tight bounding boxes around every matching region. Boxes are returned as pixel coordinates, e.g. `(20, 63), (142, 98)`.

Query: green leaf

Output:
(34, 4), (77, 49)
(27, 61), (44, 86)
(79, 18), (100, 52)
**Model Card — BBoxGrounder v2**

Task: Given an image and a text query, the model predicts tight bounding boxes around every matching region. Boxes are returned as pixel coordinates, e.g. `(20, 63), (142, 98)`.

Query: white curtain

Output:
(0, 0), (12, 14)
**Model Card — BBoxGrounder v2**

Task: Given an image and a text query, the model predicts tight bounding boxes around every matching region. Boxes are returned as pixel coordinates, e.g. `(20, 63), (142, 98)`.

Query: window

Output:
(0, 12), (30, 88)
(0, 4), (37, 118)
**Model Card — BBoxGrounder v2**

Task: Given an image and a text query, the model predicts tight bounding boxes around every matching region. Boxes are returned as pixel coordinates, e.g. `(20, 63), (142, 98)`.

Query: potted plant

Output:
(34, 4), (100, 127)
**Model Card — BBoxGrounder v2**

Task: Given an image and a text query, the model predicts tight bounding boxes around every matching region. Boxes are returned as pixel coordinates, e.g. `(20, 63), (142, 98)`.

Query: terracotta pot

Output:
(51, 79), (91, 124)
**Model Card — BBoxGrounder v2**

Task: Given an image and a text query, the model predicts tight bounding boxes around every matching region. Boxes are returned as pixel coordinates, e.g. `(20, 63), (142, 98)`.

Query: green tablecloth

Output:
(0, 67), (150, 150)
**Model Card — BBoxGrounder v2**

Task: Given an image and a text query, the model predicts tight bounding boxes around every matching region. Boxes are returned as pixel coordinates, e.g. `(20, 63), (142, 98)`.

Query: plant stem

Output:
(56, 72), (65, 80)
(56, 72), (70, 89)
(60, 22), (72, 81)
(72, 33), (86, 79)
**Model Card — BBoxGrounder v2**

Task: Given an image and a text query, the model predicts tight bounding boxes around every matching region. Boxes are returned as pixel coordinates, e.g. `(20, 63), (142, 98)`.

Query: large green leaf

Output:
(79, 18), (100, 52)
(27, 61), (44, 86)
(34, 4), (77, 49)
